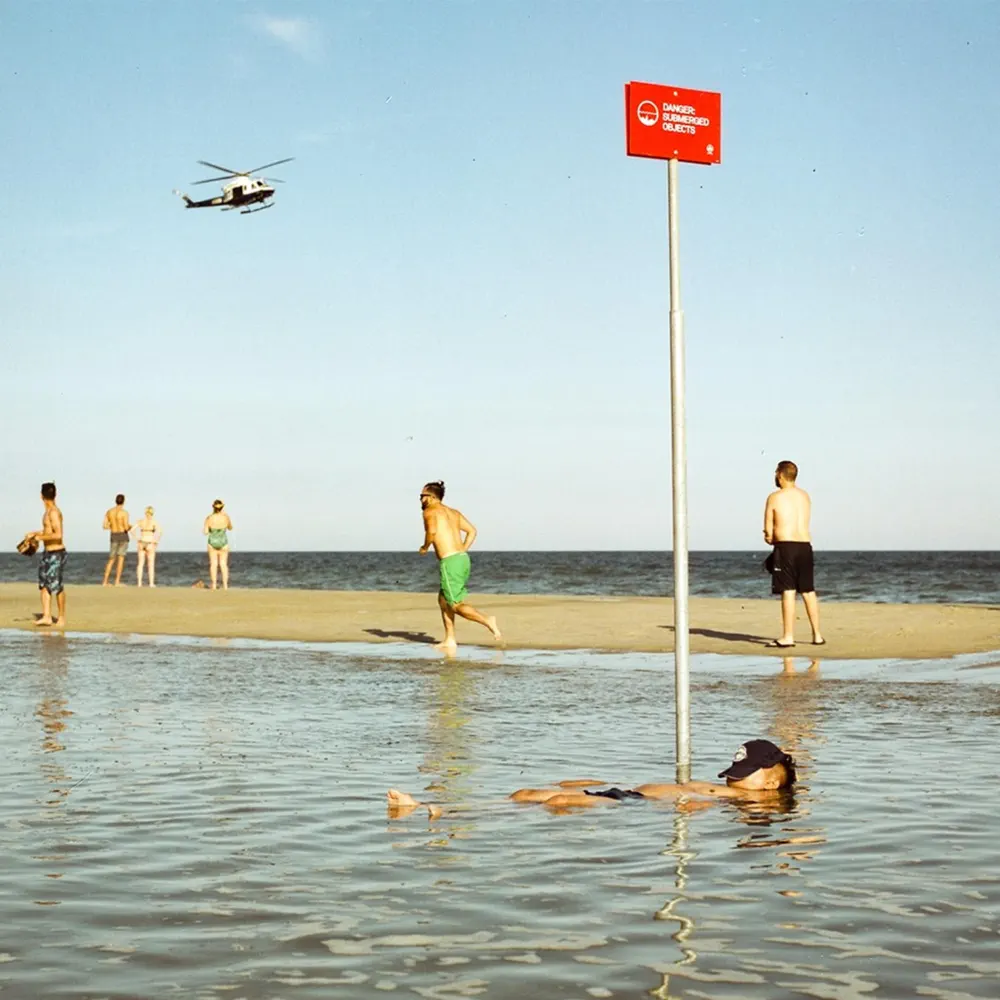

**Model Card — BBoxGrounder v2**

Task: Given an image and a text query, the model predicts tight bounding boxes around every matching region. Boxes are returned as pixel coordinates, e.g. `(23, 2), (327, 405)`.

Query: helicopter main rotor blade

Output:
(197, 159), (242, 176)
(247, 157), (294, 174)
(192, 175), (237, 185)
(260, 177), (286, 183)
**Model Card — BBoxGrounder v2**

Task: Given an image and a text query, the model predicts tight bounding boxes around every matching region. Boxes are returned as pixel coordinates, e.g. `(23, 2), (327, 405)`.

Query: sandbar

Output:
(1, 583), (998, 659)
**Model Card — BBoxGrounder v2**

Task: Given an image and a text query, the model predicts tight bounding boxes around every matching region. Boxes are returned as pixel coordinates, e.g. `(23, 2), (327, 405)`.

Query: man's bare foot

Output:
(52, 618), (66, 629)
(434, 639), (458, 654)
(386, 788), (442, 819)
(487, 617), (503, 642)
(34, 617), (54, 627)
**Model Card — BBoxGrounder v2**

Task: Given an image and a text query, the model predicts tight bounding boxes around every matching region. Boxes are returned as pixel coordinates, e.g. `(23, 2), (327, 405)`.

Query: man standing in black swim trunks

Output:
(763, 461), (824, 648)
(22, 482), (67, 628)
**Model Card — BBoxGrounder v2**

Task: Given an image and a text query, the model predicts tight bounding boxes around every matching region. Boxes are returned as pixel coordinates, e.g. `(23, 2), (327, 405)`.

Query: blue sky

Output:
(2, 2), (997, 551)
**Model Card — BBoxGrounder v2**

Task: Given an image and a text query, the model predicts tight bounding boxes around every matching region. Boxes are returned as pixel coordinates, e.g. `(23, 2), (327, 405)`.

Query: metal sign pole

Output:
(667, 157), (691, 783)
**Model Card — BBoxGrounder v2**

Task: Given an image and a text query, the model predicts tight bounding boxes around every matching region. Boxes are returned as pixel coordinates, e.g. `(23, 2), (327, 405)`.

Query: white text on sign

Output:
(662, 104), (711, 135)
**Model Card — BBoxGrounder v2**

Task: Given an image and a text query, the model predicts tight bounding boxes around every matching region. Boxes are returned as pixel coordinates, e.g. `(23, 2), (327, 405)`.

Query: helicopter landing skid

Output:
(240, 202), (274, 215)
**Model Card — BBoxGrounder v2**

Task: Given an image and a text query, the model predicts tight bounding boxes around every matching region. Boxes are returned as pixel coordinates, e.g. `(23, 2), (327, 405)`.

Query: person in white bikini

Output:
(133, 506), (161, 587)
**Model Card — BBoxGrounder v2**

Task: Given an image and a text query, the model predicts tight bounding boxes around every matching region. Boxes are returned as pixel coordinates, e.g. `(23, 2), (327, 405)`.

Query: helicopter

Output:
(173, 158), (294, 214)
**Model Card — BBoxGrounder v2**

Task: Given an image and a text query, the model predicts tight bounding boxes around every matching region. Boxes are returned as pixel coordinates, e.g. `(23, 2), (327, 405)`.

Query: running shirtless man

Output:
(763, 461), (824, 647)
(418, 481), (502, 652)
(23, 482), (67, 627)
(102, 494), (131, 587)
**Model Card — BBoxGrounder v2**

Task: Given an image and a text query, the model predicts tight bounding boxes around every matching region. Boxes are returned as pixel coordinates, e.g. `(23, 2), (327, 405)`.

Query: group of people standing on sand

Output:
(20, 485), (236, 628)
(21, 461), (822, 650)
(101, 495), (161, 587)
(99, 495), (234, 590)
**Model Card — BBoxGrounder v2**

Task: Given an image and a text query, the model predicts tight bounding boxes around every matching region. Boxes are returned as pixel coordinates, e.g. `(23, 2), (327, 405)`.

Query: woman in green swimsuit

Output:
(203, 499), (233, 590)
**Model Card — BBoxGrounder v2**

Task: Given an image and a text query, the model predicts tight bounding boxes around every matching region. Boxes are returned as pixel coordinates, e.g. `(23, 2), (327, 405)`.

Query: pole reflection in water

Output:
(651, 656), (831, 995)
(651, 807), (696, 999)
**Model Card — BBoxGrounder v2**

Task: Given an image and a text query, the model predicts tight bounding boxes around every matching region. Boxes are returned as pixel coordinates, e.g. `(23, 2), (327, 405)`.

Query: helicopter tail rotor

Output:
(172, 189), (195, 207)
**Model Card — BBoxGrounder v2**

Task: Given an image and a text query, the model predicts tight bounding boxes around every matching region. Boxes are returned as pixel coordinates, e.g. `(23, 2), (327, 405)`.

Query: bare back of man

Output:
(422, 503), (467, 560)
(103, 499), (131, 586)
(763, 462), (823, 647)
(418, 481), (502, 652)
(767, 485), (811, 542)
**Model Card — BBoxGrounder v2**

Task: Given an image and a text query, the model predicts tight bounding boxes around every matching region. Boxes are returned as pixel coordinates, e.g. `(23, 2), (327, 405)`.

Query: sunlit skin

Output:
(764, 464), (823, 646)
(102, 500), (131, 587)
(133, 507), (161, 587)
(386, 763), (793, 818)
(25, 491), (66, 627)
(418, 487), (501, 651)
(204, 505), (233, 590)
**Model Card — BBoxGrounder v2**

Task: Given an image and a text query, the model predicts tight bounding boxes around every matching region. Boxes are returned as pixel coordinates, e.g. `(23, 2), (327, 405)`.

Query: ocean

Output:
(2, 550), (999, 603)
(3, 631), (999, 998)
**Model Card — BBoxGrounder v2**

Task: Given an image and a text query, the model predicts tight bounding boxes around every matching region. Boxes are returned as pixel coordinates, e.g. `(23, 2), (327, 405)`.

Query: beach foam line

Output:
(2, 626), (999, 683)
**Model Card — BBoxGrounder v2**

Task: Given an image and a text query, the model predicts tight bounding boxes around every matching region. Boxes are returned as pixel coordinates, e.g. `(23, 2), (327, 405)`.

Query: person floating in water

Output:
(418, 480), (501, 653)
(763, 460), (824, 648)
(387, 739), (796, 818)
(203, 499), (233, 590)
(102, 493), (131, 587)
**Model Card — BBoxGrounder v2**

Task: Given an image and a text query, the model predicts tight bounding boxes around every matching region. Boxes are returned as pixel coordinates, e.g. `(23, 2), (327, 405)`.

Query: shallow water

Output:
(3, 631), (999, 998)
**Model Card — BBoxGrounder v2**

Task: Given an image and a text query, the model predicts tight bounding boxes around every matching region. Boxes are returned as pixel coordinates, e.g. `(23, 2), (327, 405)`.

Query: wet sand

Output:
(2, 583), (997, 659)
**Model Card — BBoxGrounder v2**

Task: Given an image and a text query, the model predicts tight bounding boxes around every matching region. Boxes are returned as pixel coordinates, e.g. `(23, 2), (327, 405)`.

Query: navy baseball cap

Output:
(718, 739), (795, 781)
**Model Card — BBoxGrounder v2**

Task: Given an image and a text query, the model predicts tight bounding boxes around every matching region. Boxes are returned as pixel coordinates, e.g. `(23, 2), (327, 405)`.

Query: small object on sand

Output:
(192, 579), (206, 589)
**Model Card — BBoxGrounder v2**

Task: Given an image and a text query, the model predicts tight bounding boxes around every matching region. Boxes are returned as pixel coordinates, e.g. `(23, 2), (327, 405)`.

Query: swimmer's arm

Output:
(459, 514), (477, 551)
(102, 510), (112, 530)
(763, 494), (776, 545)
(226, 515), (233, 530)
(203, 517), (211, 535)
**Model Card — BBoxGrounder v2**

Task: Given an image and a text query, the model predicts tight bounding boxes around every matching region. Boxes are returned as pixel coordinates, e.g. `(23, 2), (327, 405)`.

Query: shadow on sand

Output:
(364, 628), (437, 645)
(660, 625), (771, 646)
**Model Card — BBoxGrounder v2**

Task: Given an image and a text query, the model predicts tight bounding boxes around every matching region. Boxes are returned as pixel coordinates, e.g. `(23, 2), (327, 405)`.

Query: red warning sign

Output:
(625, 82), (721, 165)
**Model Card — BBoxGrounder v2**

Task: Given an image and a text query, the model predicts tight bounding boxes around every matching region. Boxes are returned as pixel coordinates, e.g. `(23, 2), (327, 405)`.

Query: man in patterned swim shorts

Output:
(21, 482), (68, 628)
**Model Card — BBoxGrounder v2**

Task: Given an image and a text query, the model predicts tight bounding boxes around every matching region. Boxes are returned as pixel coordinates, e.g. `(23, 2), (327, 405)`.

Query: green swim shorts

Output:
(439, 551), (471, 607)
